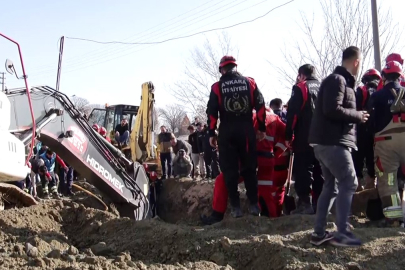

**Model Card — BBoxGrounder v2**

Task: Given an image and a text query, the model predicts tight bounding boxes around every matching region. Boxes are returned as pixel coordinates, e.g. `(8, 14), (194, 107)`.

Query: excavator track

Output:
(6, 85), (150, 220)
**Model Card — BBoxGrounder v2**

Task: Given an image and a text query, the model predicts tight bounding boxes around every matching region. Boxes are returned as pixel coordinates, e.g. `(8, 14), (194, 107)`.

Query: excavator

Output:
(0, 32), (152, 220)
(87, 84), (161, 175)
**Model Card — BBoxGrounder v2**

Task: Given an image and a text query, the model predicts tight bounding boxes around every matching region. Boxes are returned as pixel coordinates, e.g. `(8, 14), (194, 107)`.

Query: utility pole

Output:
(0, 72), (5, 91)
(371, 0), (382, 71)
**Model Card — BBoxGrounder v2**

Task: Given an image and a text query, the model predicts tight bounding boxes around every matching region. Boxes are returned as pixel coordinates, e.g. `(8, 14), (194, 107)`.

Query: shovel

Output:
(284, 152), (296, 215)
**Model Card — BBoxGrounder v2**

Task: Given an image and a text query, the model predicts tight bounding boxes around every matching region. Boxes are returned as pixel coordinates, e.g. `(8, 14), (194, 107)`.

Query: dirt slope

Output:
(0, 178), (403, 270)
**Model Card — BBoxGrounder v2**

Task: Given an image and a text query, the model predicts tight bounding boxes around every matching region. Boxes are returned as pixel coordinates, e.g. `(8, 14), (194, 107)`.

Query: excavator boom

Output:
(6, 85), (150, 220)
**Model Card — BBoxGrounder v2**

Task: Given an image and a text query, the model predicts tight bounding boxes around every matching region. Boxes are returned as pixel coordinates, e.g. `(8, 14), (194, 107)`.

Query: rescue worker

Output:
(172, 149), (193, 178)
(368, 60), (405, 225)
(92, 123), (100, 132)
(285, 64), (324, 214)
(201, 109), (287, 225)
(255, 108), (289, 217)
(269, 98), (287, 123)
(59, 162), (74, 196)
(99, 127), (111, 143)
(206, 55), (266, 217)
(353, 69), (381, 191)
(40, 149), (68, 198)
(386, 53), (404, 65)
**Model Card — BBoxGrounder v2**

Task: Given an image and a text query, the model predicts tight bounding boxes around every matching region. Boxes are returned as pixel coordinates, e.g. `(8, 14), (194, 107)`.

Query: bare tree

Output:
(158, 105), (187, 135)
(71, 96), (91, 115)
(171, 31), (238, 115)
(274, 0), (403, 90)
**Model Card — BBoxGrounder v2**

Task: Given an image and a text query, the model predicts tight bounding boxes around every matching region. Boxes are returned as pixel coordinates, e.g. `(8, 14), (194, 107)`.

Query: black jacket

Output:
(206, 71), (266, 137)
(285, 77), (320, 151)
(188, 132), (200, 154)
(308, 66), (363, 149)
(201, 128), (214, 152)
(368, 81), (405, 133)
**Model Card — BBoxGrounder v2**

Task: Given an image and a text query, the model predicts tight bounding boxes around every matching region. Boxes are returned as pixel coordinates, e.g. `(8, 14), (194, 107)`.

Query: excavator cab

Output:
(88, 104), (139, 145)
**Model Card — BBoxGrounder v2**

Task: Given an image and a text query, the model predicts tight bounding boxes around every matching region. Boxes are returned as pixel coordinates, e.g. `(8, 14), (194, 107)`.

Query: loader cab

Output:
(88, 104), (139, 143)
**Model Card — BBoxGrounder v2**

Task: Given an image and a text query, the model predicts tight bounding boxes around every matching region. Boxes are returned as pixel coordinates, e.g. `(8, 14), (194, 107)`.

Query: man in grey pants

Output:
(308, 46), (369, 247)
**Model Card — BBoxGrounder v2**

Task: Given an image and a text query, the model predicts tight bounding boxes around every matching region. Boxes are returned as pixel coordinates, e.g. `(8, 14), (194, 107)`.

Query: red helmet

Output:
(382, 61), (403, 75)
(99, 127), (107, 136)
(362, 68), (381, 79)
(92, 124), (100, 132)
(386, 53), (404, 65)
(219, 55), (237, 69)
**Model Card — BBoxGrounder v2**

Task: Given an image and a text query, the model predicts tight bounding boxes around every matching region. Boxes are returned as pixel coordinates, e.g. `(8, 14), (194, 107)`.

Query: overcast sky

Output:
(1, 0), (404, 114)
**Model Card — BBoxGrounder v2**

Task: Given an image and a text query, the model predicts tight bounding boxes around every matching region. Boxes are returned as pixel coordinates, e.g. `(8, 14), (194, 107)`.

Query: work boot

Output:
(249, 204), (261, 216)
(42, 192), (51, 200)
(291, 200), (314, 215)
(200, 211), (224, 225)
(364, 175), (376, 190)
(231, 207), (243, 218)
(52, 191), (61, 198)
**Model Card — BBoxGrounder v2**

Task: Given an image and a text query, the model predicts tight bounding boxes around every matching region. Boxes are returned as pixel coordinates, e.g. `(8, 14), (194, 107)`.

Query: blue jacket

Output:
(369, 81), (405, 133)
(40, 152), (56, 172)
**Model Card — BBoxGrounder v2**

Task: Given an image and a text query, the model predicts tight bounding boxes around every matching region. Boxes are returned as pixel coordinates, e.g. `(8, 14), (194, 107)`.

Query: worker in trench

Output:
(206, 55), (266, 217)
(39, 148), (68, 199)
(201, 108), (288, 225)
(367, 60), (405, 226)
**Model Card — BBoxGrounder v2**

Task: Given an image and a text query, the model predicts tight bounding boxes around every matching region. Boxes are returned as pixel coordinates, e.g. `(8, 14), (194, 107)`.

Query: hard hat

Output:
(362, 68), (381, 79)
(382, 61), (403, 76)
(386, 53), (404, 65)
(361, 68), (382, 85)
(92, 123), (100, 132)
(99, 127), (107, 136)
(219, 55), (237, 69)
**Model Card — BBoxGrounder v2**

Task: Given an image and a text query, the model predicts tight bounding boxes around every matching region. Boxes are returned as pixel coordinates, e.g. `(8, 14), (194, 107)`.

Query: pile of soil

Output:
(0, 178), (404, 270)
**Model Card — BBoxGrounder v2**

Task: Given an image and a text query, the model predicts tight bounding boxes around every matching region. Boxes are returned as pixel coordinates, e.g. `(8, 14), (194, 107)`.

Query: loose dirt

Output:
(0, 178), (404, 270)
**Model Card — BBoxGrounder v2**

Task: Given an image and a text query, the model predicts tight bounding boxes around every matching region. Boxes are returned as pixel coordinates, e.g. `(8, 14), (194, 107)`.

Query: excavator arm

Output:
(6, 85), (150, 220)
(130, 82), (160, 170)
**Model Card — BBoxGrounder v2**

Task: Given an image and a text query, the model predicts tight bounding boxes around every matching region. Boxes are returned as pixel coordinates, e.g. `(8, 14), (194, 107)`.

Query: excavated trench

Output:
(0, 178), (404, 270)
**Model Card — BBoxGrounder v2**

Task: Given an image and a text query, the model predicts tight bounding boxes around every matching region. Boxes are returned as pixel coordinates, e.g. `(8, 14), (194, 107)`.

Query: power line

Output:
(32, 0), (294, 79)
(31, 0), (225, 72)
(65, 0), (294, 45)
(31, 0), (247, 75)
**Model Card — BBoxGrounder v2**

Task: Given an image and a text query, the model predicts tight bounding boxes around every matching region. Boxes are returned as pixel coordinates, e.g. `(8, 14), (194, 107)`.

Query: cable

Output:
(65, 0), (294, 45)
(30, 0), (247, 75)
(31, 0), (294, 78)
(31, 0), (224, 72)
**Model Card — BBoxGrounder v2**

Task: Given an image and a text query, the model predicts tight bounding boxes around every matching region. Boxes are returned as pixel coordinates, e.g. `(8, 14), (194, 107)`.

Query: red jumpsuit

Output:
(211, 109), (288, 217)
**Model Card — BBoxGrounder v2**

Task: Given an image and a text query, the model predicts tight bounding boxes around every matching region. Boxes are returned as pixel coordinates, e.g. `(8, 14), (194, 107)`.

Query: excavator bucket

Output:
(6, 86), (150, 220)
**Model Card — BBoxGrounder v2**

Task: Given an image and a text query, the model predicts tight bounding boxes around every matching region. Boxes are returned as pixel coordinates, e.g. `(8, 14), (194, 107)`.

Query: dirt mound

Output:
(0, 178), (404, 269)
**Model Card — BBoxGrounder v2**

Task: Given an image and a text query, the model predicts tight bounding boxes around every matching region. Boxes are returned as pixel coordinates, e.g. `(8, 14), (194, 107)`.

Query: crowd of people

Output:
(157, 124), (220, 180)
(198, 48), (405, 248)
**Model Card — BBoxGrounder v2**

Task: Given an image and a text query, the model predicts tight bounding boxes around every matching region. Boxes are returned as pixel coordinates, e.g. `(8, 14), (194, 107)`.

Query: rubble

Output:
(0, 178), (403, 269)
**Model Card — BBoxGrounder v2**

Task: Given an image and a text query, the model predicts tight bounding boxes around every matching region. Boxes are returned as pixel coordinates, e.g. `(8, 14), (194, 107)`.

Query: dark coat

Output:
(308, 66), (363, 150)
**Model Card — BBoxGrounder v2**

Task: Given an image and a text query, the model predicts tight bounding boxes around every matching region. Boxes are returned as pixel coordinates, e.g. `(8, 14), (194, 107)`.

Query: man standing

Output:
(309, 46), (367, 247)
(206, 55), (266, 217)
(201, 124), (220, 179)
(114, 117), (130, 147)
(188, 124), (206, 179)
(286, 64), (324, 214)
(157, 125), (172, 179)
